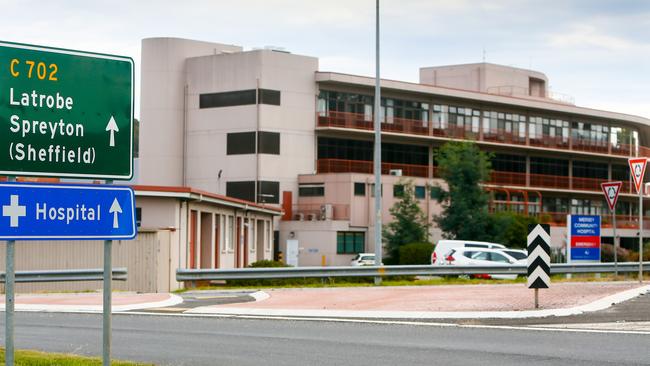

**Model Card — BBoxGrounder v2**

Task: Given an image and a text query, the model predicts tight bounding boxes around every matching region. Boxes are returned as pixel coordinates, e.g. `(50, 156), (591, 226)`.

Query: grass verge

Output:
(0, 348), (154, 366)
(175, 272), (650, 293)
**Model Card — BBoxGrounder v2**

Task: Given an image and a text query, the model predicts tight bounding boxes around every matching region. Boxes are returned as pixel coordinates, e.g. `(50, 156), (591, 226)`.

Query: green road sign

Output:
(0, 41), (134, 179)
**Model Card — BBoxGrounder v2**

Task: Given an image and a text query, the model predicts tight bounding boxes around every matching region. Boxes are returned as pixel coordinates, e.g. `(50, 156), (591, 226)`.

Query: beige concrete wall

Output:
(419, 63), (548, 99)
(139, 37), (243, 186)
(185, 49), (318, 203)
(279, 220), (360, 266)
(0, 231), (178, 294)
(183, 201), (274, 270)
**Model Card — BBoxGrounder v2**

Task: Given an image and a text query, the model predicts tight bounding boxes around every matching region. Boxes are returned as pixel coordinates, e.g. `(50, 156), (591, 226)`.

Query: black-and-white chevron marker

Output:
(527, 223), (551, 289)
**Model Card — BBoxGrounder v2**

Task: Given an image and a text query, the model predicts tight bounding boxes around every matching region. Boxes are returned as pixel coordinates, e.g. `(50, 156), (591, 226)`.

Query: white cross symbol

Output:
(2, 195), (26, 228)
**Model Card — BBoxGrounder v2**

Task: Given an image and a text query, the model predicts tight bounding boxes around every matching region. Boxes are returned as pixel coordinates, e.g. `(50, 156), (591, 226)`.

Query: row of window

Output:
(226, 181), (280, 203)
(318, 138), (630, 179)
(299, 181), (429, 200)
(227, 131), (280, 155)
(200, 88), (281, 109)
(317, 137), (429, 165)
(317, 90), (639, 148)
(318, 90), (429, 123)
(491, 153), (618, 179)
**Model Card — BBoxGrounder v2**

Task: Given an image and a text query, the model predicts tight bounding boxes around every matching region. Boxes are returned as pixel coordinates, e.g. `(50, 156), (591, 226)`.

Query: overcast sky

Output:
(1, 0), (648, 119)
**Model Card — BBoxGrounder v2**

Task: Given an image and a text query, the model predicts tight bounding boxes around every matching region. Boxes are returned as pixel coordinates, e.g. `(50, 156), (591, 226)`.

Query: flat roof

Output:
(316, 71), (650, 127)
(133, 185), (282, 216)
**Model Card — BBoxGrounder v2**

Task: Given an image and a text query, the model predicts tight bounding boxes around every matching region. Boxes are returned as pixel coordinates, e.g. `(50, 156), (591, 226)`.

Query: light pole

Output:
(373, 0), (383, 284)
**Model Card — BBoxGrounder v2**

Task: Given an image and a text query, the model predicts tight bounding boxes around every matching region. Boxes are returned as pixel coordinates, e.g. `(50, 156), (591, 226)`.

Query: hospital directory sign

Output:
(567, 214), (601, 262)
(0, 182), (136, 240)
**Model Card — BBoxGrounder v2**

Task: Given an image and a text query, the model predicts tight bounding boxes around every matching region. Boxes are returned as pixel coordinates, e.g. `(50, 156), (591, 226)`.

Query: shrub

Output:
(398, 242), (434, 265)
(600, 244), (631, 262)
(227, 260), (321, 287)
(628, 243), (650, 262)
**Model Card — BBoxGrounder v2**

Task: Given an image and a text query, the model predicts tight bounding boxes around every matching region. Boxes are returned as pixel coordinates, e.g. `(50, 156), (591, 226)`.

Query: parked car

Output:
(440, 247), (525, 280)
(431, 240), (506, 265)
(351, 253), (376, 266)
(501, 248), (528, 261)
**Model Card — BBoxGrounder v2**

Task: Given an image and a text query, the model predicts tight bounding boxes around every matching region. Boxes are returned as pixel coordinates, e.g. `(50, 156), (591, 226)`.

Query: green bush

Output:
(600, 244), (631, 262)
(248, 260), (288, 268)
(628, 243), (650, 262)
(227, 260), (321, 287)
(487, 212), (539, 249)
(398, 242), (434, 265)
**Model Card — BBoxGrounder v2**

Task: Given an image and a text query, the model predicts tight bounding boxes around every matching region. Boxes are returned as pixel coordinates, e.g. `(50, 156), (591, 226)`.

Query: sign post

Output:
(629, 157), (647, 283)
(527, 224), (551, 309)
(601, 181), (622, 276)
(0, 41), (134, 366)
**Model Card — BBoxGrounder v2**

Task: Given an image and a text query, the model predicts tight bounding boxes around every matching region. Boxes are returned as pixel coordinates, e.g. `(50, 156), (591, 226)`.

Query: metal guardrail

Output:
(0, 268), (127, 283)
(177, 262), (650, 281)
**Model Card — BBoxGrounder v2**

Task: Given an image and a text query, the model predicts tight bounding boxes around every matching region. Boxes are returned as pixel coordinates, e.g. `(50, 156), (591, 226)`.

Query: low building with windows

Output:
(138, 37), (650, 267)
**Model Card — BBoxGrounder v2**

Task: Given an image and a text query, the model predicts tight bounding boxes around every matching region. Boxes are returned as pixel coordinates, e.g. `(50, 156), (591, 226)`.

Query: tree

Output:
(431, 141), (492, 240)
(489, 211), (540, 249)
(383, 180), (430, 262)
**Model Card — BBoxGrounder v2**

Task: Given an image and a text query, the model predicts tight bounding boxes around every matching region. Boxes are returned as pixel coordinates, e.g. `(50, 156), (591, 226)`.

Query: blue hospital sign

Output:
(567, 215), (601, 261)
(0, 182), (136, 240)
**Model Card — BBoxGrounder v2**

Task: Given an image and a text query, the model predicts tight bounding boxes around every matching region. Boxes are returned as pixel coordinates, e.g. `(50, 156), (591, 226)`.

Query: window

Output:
(415, 186), (426, 199)
(219, 215), (226, 251)
(317, 137), (428, 165)
(298, 184), (324, 197)
(200, 89), (256, 108)
(370, 184), (383, 197)
(490, 253), (511, 263)
(227, 132), (256, 155)
(199, 89), (281, 108)
(248, 220), (255, 252)
(393, 184), (404, 198)
(266, 221), (273, 252)
(258, 131), (280, 155)
(572, 161), (608, 179)
(354, 182), (366, 196)
(226, 181), (256, 202)
(226, 216), (234, 251)
(258, 89), (281, 106)
(257, 181), (280, 203)
(135, 207), (142, 228)
(492, 154), (526, 173)
(337, 232), (365, 254)
(530, 157), (569, 176)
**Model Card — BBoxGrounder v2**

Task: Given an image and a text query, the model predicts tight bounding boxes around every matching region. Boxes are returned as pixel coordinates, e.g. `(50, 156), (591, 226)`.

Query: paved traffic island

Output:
(186, 282), (650, 319)
(0, 292), (182, 312)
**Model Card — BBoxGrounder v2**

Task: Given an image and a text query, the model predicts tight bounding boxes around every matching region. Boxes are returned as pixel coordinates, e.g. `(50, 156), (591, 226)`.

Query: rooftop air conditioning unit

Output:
(389, 169), (403, 176)
(320, 204), (333, 220)
(307, 213), (318, 221)
(294, 213), (305, 221)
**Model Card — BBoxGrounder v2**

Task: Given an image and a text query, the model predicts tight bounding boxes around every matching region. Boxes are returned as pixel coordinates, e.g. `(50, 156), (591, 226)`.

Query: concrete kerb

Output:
(0, 293), (183, 313)
(184, 285), (650, 319)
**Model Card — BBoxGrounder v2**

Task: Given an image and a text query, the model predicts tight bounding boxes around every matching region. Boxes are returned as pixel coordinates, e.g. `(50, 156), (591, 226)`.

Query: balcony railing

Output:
(317, 159), (635, 194)
(317, 159), (429, 178)
(317, 111), (647, 158)
(540, 212), (650, 230)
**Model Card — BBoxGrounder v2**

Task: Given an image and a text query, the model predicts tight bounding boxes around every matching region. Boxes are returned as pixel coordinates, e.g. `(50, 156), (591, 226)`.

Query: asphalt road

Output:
(0, 312), (649, 366)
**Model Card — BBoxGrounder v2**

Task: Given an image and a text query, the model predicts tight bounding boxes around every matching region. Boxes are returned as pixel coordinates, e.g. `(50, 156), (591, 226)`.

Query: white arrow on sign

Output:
(105, 115), (119, 147)
(109, 198), (123, 229)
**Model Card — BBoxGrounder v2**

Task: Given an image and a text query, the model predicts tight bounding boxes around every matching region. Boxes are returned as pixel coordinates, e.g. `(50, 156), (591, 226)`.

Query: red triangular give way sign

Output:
(601, 181), (622, 212)
(628, 158), (647, 194)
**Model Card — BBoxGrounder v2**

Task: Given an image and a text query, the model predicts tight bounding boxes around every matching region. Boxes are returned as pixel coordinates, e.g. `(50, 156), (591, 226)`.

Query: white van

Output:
(431, 240), (506, 265)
